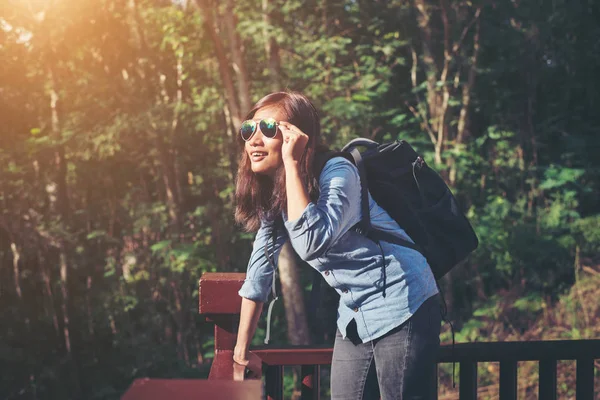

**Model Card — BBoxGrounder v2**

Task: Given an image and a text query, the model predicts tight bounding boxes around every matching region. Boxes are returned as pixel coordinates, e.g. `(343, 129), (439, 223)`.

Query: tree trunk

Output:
(414, 0), (443, 164)
(433, 0), (452, 167)
(171, 280), (190, 365)
(86, 276), (94, 336)
(48, 65), (81, 398)
(208, 179), (229, 269)
(10, 240), (31, 329)
(455, 15), (480, 146)
(262, 0), (282, 91)
(157, 141), (182, 234)
(129, 0), (182, 231)
(278, 242), (310, 400)
(222, 104), (239, 185)
(450, 11), (481, 185)
(127, 0), (151, 82)
(173, 53), (184, 207)
(49, 69), (72, 352)
(198, 0), (243, 129)
(152, 45), (185, 235)
(414, 0), (439, 120)
(39, 250), (60, 337)
(278, 241), (310, 346)
(11, 242), (23, 303)
(223, 0), (252, 114)
(58, 251), (71, 353)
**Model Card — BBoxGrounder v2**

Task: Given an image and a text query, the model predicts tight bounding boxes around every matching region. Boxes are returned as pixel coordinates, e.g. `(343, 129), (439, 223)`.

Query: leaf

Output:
(86, 230), (107, 240)
(351, 94), (371, 102)
(539, 166), (584, 190)
(151, 240), (172, 253)
(390, 114), (408, 125)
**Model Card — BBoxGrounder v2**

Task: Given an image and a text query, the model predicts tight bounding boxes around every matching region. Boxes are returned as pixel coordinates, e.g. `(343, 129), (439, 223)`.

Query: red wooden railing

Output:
(199, 272), (600, 400)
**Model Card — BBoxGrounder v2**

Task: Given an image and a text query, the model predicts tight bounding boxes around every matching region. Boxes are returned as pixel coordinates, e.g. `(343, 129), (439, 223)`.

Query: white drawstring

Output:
(263, 223), (279, 344)
(264, 295), (278, 344)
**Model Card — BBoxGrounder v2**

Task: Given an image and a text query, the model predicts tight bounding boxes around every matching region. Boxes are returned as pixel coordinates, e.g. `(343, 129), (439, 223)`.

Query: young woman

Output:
(233, 91), (441, 400)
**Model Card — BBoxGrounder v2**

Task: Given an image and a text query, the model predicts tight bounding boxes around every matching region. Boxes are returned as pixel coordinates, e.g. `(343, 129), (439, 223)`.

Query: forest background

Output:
(1, 0), (599, 399)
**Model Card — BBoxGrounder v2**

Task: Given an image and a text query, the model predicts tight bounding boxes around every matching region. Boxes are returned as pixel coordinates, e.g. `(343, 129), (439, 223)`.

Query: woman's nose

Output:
(247, 129), (264, 145)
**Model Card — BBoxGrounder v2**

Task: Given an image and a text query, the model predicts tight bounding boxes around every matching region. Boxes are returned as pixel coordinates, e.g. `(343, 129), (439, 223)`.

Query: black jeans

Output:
(330, 294), (441, 400)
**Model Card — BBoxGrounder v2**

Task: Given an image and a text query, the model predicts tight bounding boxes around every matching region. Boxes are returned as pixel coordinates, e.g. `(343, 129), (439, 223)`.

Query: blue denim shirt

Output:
(238, 157), (438, 343)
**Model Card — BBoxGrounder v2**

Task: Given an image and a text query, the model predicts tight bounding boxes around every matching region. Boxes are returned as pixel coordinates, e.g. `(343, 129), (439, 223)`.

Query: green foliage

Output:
(540, 165), (585, 190)
(572, 215), (600, 256)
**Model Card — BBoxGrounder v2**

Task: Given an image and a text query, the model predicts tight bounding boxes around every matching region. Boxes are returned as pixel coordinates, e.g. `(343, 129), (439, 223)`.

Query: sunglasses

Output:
(239, 118), (280, 141)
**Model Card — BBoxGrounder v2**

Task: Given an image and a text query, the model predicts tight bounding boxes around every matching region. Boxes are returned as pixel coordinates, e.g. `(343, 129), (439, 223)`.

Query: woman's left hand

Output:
(279, 121), (309, 168)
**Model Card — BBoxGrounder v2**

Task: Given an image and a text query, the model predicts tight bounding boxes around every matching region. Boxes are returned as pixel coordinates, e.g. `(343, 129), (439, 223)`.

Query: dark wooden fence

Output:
(200, 272), (600, 400)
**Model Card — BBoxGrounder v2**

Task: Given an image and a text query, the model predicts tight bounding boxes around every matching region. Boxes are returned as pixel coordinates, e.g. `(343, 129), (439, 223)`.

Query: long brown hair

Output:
(235, 92), (327, 232)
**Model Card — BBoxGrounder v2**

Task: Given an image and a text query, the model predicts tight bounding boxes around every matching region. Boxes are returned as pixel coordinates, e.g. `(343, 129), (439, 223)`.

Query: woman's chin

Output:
(251, 165), (266, 174)
(251, 164), (276, 177)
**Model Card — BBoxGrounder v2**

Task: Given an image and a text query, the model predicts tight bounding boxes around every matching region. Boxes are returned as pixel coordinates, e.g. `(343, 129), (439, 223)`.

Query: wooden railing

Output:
(199, 273), (600, 400)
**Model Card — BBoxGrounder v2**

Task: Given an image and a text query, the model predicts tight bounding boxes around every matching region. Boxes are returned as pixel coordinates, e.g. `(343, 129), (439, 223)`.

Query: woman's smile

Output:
(250, 151), (268, 162)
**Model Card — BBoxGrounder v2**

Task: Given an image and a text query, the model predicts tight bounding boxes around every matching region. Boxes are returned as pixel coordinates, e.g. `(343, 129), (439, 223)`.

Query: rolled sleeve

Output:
(238, 277), (272, 303)
(284, 203), (322, 239)
(238, 220), (287, 302)
(284, 158), (362, 261)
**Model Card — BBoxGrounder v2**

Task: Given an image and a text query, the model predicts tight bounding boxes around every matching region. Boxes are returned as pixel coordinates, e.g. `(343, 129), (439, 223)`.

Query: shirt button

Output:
(324, 270), (330, 276)
(353, 307), (359, 312)
(342, 288), (349, 293)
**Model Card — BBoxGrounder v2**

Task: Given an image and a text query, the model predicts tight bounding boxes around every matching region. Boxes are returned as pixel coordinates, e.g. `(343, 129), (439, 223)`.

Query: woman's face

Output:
(244, 106), (286, 177)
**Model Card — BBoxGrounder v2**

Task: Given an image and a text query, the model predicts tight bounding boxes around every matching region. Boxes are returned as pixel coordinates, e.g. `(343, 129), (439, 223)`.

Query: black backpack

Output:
(314, 137), (479, 279)
(262, 138), (478, 343)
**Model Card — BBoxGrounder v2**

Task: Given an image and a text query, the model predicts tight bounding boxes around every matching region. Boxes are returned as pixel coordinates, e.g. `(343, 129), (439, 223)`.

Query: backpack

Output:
(314, 137), (479, 279)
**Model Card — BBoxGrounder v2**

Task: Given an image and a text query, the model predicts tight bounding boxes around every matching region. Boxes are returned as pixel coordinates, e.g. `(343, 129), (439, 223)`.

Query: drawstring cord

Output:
(263, 222), (279, 345)
(264, 293), (278, 344)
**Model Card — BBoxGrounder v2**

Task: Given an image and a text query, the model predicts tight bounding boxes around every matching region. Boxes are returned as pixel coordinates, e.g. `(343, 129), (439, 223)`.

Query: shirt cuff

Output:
(284, 202), (321, 239)
(238, 279), (270, 303)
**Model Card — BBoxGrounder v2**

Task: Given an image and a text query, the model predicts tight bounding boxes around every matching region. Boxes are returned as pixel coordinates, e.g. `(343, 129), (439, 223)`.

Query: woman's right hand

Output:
(233, 298), (264, 380)
(233, 345), (249, 366)
(233, 346), (262, 381)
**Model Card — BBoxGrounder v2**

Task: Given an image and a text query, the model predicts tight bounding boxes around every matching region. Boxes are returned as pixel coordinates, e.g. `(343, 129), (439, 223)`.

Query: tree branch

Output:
(451, 7), (482, 56)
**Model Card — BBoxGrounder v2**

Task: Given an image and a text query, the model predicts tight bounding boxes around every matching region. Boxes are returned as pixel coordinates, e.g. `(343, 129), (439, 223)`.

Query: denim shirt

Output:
(238, 157), (438, 343)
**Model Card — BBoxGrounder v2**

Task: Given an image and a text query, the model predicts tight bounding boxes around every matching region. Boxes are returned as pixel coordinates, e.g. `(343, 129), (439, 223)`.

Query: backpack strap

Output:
(313, 150), (353, 177)
(349, 148), (372, 235)
(347, 147), (424, 255)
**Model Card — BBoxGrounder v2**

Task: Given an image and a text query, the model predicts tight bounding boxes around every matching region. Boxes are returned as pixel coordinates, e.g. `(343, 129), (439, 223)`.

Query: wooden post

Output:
(499, 360), (517, 400)
(576, 358), (594, 400)
(199, 273), (246, 380)
(539, 359), (557, 400)
(265, 365), (283, 400)
(301, 364), (320, 400)
(459, 361), (477, 400)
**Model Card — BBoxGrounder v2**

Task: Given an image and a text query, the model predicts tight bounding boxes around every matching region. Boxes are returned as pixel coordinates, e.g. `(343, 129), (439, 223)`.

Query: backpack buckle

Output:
(413, 156), (425, 170)
(354, 225), (370, 236)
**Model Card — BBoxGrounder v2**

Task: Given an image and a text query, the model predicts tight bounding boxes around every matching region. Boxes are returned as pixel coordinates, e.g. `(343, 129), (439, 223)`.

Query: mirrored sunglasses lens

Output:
(240, 121), (256, 141)
(259, 118), (278, 138)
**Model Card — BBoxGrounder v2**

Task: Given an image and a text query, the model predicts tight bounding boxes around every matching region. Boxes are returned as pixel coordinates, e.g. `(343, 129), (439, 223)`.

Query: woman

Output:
(233, 91), (441, 400)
